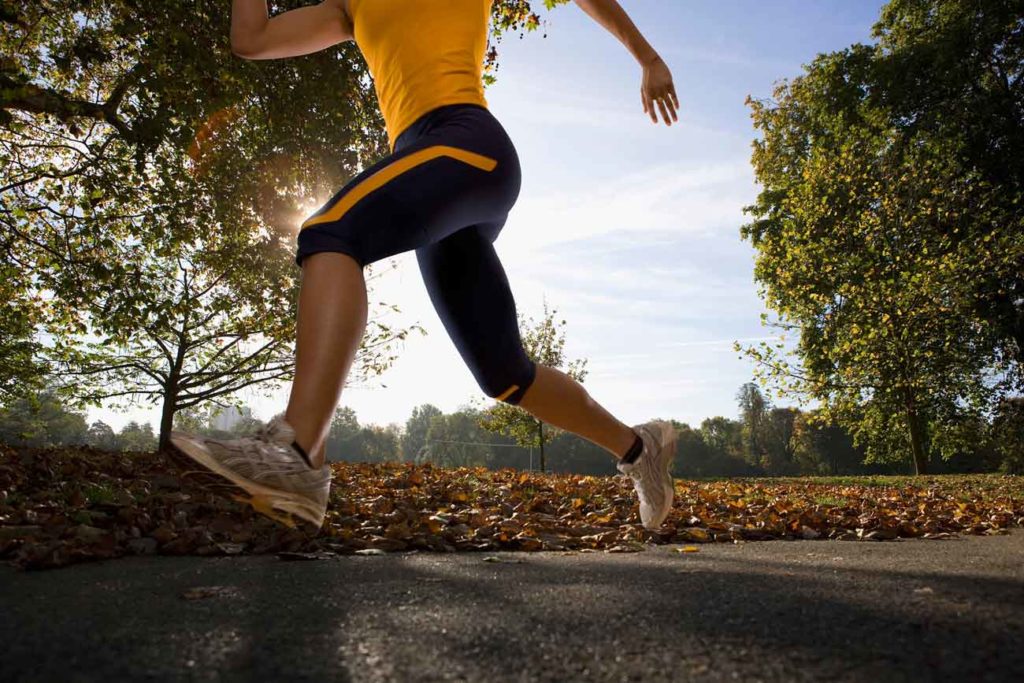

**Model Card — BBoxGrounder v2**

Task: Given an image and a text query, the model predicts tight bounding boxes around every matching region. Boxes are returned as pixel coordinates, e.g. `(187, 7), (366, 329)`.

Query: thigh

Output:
(416, 222), (536, 403)
(296, 126), (519, 269)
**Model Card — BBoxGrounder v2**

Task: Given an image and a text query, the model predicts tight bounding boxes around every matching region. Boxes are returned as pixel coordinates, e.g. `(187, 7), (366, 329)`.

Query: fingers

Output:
(656, 97), (670, 125)
(641, 81), (679, 125)
(642, 88), (656, 122)
(642, 90), (678, 125)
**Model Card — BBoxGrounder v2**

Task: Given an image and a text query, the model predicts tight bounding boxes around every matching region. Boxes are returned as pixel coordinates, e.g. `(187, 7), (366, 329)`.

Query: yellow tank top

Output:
(350, 0), (492, 152)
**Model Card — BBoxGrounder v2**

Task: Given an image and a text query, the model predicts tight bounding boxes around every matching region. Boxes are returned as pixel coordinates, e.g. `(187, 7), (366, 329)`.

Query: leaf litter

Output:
(1, 445), (1022, 570)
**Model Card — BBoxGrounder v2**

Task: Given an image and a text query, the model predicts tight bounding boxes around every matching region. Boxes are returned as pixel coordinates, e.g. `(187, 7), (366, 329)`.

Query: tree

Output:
(992, 396), (1024, 474)
(699, 416), (744, 460)
(0, 258), (45, 402)
(358, 423), (402, 463)
(44, 145), (421, 451)
(423, 407), (492, 468)
(736, 382), (771, 469)
(325, 406), (361, 463)
(702, 416), (760, 476)
(3, 1), (433, 451)
(543, 432), (619, 475)
(736, 0), (1023, 474)
(2, 0), (580, 443)
(872, 0), (1024, 379)
(0, 1), (568, 146)
(0, 390), (88, 448)
(668, 420), (714, 478)
(117, 421), (157, 452)
(0, 0), (572, 377)
(172, 404), (213, 434)
(402, 404), (443, 462)
(791, 409), (867, 475)
(86, 420), (119, 451)
(762, 407), (800, 475)
(473, 299), (588, 472)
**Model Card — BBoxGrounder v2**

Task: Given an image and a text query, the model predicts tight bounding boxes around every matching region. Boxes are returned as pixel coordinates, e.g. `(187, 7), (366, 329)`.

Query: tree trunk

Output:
(158, 389), (177, 453)
(538, 421), (546, 473)
(159, 332), (188, 453)
(904, 395), (928, 475)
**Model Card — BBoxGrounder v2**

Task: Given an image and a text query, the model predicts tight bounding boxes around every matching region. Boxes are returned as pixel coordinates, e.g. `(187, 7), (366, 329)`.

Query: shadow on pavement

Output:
(2, 534), (1022, 682)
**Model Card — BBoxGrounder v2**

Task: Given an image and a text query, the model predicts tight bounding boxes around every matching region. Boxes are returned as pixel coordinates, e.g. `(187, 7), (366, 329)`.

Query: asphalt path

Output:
(2, 531), (1022, 682)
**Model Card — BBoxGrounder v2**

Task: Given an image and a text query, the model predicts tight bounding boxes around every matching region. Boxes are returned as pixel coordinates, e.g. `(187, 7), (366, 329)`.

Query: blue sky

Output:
(91, 0), (888, 433)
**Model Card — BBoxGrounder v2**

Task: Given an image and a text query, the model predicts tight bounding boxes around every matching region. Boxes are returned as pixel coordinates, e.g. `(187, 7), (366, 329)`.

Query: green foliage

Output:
(324, 405), (402, 464)
(0, 390), (88, 448)
(791, 409), (870, 475)
(669, 419), (758, 478)
(401, 404), (443, 462)
(736, 382), (770, 469)
(422, 407), (494, 468)
(116, 420), (157, 452)
(85, 420), (119, 451)
(485, 0), (573, 86)
(993, 397), (1024, 473)
(1, 0), (428, 448)
(736, 0), (1024, 474)
(0, 259), (45, 401)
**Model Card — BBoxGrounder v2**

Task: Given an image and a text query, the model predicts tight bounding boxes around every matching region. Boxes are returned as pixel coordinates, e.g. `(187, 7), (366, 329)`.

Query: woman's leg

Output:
(517, 364), (639, 460)
(416, 224), (639, 462)
(284, 251), (368, 468)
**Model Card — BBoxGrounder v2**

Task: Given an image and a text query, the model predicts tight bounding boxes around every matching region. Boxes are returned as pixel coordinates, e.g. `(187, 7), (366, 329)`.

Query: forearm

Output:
(231, 0), (270, 55)
(573, 0), (659, 66)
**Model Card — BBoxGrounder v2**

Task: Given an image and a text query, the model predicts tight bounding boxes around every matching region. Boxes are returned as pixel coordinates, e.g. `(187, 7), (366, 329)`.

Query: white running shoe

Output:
(169, 414), (332, 530)
(617, 420), (678, 530)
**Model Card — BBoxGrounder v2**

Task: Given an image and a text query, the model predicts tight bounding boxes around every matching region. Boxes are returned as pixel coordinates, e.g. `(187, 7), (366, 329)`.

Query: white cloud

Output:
(499, 160), (756, 262)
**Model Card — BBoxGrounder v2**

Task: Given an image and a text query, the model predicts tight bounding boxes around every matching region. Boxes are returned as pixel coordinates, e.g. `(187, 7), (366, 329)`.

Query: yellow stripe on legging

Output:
(301, 145), (498, 230)
(496, 384), (520, 401)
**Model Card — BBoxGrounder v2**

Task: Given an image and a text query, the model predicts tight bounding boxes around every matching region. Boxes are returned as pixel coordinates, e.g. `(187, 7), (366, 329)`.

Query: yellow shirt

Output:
(350, 0), (491, 152)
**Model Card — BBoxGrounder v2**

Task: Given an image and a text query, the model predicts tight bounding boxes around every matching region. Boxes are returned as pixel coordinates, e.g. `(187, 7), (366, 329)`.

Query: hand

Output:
(640, 55), (679, 126)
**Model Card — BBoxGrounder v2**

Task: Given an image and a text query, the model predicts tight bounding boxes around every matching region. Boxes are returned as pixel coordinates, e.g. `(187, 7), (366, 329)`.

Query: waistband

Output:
(394, 102), (493, 150)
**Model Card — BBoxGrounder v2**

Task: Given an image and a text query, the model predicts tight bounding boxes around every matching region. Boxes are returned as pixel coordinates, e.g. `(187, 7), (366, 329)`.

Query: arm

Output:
(231, 0), (353, 60)
(572, 0), (679, 126)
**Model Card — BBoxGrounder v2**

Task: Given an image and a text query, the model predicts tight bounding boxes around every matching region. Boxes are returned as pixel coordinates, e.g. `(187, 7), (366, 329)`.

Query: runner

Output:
(171, 0), (681, 531)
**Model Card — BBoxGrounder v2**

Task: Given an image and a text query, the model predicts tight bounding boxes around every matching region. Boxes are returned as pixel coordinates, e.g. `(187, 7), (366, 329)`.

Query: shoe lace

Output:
(228, 421), (306, 475)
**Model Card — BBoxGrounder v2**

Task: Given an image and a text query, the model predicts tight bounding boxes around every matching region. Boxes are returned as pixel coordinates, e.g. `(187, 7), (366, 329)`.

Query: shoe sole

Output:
(645, 420), (678, 529)
(170, 433), (325, 530)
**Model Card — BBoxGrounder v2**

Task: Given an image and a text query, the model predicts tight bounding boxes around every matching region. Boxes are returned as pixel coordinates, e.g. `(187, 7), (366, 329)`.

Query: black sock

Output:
(620, 432), (643, 464)
(291, 440), (314, 469)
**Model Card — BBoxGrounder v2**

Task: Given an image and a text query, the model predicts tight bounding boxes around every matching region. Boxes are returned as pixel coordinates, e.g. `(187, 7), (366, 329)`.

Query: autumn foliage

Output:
(2, 445), (1022, 571)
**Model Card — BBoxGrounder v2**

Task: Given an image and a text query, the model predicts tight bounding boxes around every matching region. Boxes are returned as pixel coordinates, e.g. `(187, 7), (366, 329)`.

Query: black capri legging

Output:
(296, 103), (537, 405)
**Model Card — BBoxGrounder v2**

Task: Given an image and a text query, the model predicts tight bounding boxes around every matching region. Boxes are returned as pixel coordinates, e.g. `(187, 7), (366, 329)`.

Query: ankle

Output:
(619, 430), (643, 464)
(291, 440), (316, 469)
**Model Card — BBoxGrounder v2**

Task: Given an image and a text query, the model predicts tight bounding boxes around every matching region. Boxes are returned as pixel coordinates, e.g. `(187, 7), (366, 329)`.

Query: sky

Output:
(90, 0), (889, 433)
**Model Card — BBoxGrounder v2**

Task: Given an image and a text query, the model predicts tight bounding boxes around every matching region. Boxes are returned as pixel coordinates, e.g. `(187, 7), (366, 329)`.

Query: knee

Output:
(481, 360), (538, 406)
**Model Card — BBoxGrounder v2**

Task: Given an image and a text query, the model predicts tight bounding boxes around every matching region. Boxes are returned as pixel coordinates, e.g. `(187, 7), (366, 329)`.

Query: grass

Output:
(811, 494), (849, 507)
(82, 482), (119, 506)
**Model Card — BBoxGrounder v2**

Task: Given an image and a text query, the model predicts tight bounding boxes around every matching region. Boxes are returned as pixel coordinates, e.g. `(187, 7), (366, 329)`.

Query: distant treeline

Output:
(3, 384), (1020, 477)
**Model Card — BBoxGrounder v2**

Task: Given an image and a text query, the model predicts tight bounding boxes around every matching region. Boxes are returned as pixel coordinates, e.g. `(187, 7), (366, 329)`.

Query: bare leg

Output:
(284, 252), (368, 468)
(517, 364), (639, 461)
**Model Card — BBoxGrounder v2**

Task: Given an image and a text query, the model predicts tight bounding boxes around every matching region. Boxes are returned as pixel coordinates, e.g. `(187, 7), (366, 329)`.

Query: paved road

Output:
(2, 532), (1023, 682)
